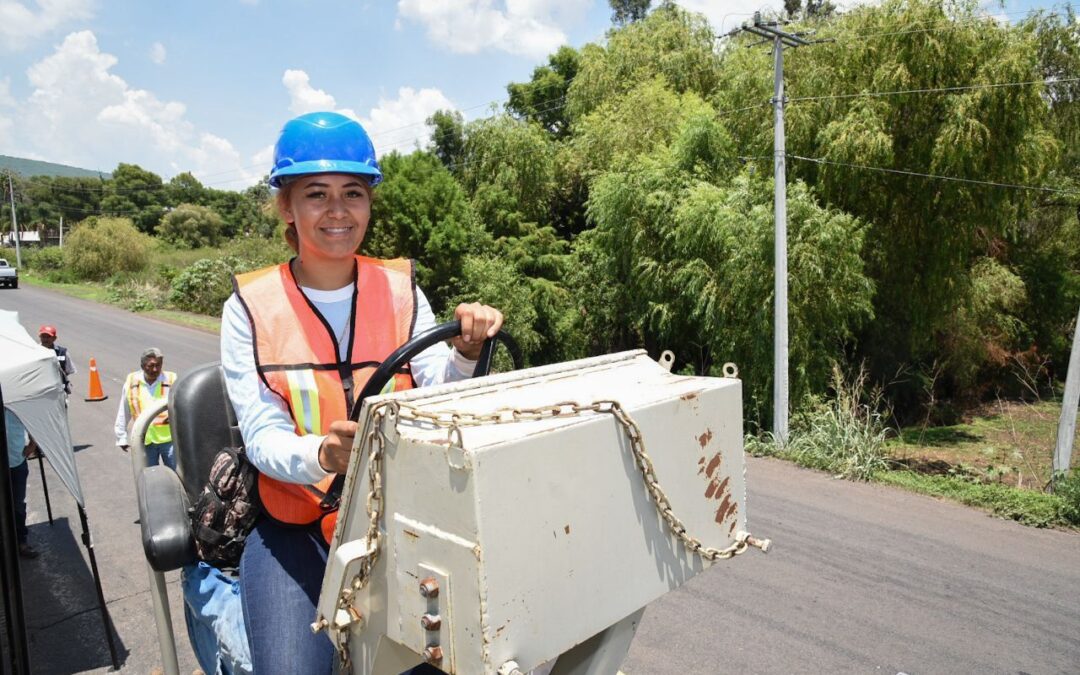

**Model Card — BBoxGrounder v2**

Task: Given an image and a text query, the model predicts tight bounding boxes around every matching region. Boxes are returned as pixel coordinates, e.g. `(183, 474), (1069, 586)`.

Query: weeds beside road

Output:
(747, 365), (1080, 529)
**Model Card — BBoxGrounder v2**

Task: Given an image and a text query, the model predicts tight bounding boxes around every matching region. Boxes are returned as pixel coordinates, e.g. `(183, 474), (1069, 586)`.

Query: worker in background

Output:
(114, 348), (177, 469)
(5, 407), (39, 558)
(38, 325), (76, 396)
(221, 111), (503, 673)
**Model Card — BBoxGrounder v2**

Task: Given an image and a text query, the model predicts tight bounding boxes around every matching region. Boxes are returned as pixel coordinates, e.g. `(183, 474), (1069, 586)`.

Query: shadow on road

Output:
(18, 517), (128, 673)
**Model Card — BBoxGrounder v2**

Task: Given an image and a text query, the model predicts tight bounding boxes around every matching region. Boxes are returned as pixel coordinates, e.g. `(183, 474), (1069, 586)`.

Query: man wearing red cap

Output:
(38, 325), (76, 396)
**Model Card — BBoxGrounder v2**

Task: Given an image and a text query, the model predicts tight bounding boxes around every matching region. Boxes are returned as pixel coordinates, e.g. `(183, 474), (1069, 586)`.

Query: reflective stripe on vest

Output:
(233, 256), (416, 543)
(126, 371), (176, 445)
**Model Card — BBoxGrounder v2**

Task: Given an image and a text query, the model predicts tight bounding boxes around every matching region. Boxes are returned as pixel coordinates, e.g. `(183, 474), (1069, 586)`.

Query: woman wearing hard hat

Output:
(220, 111), (502, 672)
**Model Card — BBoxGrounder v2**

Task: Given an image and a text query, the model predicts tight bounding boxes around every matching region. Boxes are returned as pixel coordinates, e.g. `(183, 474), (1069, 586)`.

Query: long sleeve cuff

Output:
(449, 348), (478, 378)
(294, 433), (333, 485)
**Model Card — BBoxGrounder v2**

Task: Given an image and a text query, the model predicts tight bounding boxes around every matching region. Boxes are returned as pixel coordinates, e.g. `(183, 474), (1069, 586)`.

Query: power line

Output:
(788, 154), (1080, 196)
(789, 77), (1080, 103)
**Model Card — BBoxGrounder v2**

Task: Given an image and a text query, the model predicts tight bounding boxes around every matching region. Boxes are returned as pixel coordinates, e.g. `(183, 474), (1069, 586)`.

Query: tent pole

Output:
(36, 453), (54, 525)
(1, 389), (31, 674)
(77, 505), (121, 670)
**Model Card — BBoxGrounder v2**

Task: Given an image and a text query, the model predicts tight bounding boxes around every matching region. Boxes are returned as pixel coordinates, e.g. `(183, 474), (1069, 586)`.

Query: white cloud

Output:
(362, 87), (457, 154)
(397, 0), (587, 59)
(5, 30), (262, 186)
(149, 41), (166, 64)
(282, 69), (357, 119)
(278, 71), (456, 155)
(676, 0), (877, 32)
(0, 0), (95, 51)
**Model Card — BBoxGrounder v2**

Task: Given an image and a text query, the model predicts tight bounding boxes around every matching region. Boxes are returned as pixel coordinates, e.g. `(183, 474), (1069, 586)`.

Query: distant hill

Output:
(0, 155), (110, 179)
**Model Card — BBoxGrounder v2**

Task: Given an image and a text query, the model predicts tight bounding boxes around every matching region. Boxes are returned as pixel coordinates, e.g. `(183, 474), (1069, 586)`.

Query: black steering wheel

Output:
(322, 321), (521, 508)
(349, 319), (523, 422)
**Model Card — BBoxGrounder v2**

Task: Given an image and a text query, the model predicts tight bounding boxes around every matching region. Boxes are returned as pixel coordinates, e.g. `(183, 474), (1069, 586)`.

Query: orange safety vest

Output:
(233, 255), (416, 543)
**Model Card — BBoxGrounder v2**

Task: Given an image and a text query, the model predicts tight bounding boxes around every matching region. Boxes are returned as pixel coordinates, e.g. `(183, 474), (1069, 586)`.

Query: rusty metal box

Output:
(318, 350), (748, 674)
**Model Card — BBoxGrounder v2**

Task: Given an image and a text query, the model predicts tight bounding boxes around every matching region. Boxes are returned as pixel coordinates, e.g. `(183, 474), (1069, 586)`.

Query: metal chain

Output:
(332, 398), (768, 665)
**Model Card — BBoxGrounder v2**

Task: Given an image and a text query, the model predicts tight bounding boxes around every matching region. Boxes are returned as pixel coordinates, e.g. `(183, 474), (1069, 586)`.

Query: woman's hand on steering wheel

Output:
(318, 420), (358, 474)
(451, 302), (504, 360)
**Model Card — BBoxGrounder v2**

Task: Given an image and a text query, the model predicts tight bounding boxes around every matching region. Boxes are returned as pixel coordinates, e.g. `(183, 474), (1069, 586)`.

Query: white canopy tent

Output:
(0, 310), (83, 506)
(0, 309), (118, 672)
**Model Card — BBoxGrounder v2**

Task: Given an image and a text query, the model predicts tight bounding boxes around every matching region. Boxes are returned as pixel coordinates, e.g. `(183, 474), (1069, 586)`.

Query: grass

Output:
(21, 270), (221, 334)
(888, 399), (1076, 491)
(748, 365), (1080, 529)
(876, 470), (1067, 528)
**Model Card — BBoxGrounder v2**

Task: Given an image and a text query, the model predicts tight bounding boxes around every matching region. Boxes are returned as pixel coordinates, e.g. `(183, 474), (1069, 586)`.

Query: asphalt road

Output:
(2, 284), (1079, 674)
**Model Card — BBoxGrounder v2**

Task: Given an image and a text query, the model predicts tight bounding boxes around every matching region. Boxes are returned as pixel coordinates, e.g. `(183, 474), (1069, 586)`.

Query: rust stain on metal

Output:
(697, 428), (714, 449)
(728, 520), (737, 535)
(680, 391), (698, 401)
(403, 529), (419, 541)
(714, 494), (737, 525)
(564, 524), (571, 535)
(704, 478), (720, 499)
(697, 456), (706, 475)
(704, 453), (722, 478)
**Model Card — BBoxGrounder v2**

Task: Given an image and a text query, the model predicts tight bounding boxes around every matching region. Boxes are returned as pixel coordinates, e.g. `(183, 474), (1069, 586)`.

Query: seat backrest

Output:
(168, 362), (241, 503)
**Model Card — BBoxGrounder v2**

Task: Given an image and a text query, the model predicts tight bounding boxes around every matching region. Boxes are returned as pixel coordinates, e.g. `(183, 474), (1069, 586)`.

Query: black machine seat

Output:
(169, 362), (242, 503)
(138, 362), (239, 571)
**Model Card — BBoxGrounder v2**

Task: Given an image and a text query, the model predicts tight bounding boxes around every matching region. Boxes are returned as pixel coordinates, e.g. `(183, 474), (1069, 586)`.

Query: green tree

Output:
(717, 0), (1062, 405)
(100, 163), (165, 233)
(507, 46), (580, 138)
(166, 172), (208, 207)
(461, 115), (557, 235)
(157, 203), (226, 249)
(426, 110), (466, 172)
(609, 0), (652, 26)
(364, 151), (489, 308)
(568, 6), (721, 121)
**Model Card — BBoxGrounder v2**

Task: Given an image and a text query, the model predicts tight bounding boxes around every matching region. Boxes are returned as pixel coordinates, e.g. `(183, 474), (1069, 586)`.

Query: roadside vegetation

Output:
(1, 0), (1077, 525)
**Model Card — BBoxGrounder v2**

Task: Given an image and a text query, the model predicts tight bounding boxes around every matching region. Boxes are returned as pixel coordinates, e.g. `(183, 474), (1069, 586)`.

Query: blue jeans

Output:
(182, 562), (252, 675)
(239, 519), (451, 675)
(10, 461), (28, 544)
(146, 441), (175, 470)
(240, 519), (334, 674)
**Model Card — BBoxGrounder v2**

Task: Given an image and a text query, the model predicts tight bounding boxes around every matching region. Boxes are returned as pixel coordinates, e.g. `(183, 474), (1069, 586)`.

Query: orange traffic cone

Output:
(84, 357), (108, 402)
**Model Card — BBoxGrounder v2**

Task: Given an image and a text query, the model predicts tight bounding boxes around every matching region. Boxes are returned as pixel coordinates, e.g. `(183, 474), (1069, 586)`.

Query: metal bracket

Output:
(658, 350), (675, 372)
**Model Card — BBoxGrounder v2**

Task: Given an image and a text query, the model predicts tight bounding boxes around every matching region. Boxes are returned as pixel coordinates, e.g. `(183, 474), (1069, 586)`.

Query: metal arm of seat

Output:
(131, 400), (181, 675)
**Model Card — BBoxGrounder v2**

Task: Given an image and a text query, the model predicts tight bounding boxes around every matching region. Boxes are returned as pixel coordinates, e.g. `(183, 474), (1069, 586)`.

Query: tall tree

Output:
(507, 46), (580, 138)
(100, 163), (165, 234)
(426, 110), (466, 173)
(609, 0), (652, 26)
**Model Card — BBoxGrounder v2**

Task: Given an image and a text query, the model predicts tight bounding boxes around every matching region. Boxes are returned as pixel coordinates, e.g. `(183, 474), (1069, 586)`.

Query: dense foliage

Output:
(4, 0), (1078, 431)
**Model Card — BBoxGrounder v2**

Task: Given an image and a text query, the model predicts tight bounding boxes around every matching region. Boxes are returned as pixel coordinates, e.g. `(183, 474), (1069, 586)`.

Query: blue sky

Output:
(0, 0), (1066, 190)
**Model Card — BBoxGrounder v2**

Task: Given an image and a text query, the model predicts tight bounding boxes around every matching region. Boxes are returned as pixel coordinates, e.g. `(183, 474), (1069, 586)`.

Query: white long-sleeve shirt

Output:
(221, 283), (475, 485)
(114, 371), (171, 446)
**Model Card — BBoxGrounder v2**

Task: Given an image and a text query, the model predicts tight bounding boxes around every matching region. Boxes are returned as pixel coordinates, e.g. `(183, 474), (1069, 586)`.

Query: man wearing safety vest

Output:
(114, 347), (177, 469)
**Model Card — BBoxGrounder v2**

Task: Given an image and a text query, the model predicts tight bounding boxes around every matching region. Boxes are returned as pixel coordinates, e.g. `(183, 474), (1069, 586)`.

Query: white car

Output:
(0, 258), (18, 289)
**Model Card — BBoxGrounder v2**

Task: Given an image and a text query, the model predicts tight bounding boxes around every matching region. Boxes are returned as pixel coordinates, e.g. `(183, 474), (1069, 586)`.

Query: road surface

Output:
(2, 284), (1078, 674)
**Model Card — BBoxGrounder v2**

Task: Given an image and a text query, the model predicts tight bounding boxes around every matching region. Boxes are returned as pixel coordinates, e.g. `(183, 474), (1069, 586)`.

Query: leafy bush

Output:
(64, 217), (151, 281)
(218, 233), (292, 269)
(157, 203), (225, 249)
(28, 246), (64, 271)
(168, 256), (252, 315)
(1053, 469), (1080, 526)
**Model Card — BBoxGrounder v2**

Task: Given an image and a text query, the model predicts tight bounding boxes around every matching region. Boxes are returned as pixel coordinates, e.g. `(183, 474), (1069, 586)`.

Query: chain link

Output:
(332, 398), (765, 665)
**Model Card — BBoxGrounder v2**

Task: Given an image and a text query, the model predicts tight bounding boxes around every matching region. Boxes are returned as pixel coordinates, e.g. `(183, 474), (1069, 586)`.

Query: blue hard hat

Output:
(268, 111), (382, 188)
